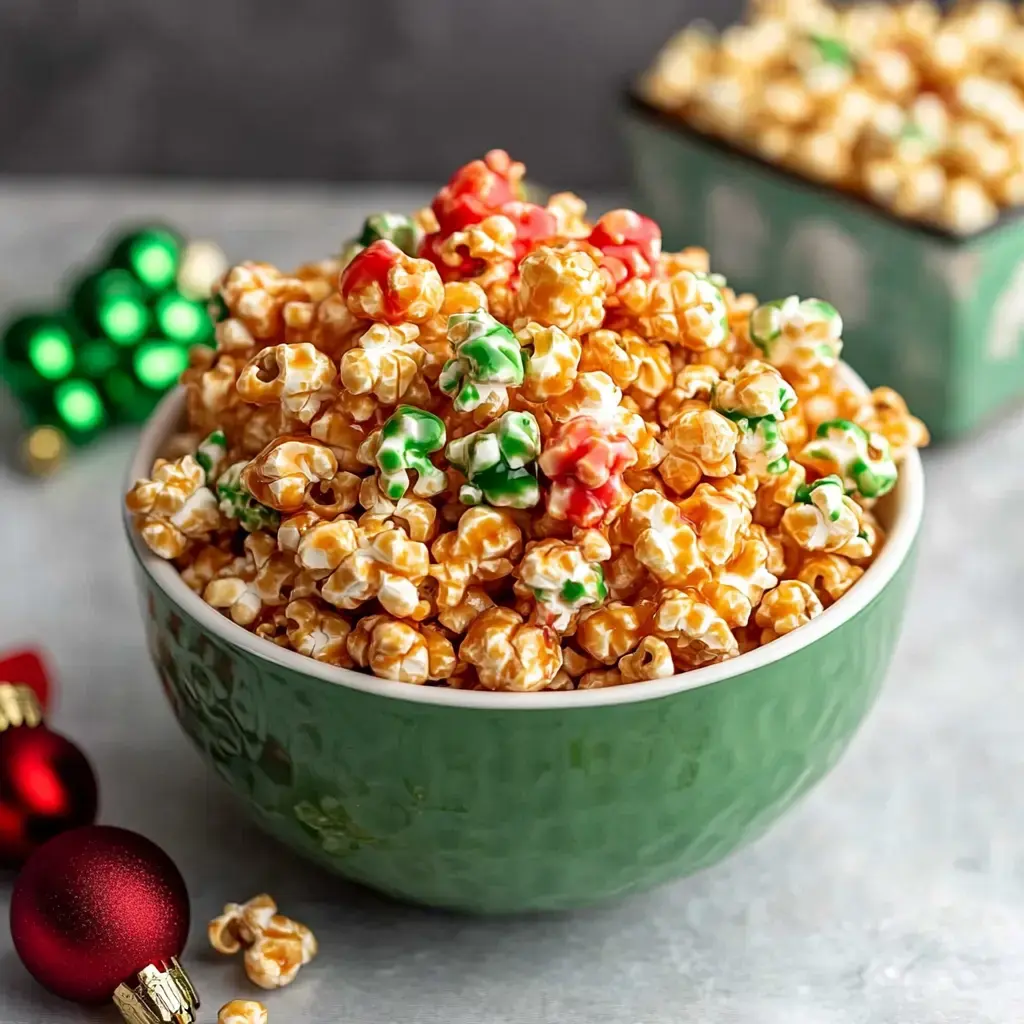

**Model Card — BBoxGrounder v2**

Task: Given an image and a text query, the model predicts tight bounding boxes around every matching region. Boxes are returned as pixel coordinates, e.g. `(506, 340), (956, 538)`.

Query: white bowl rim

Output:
(124, 366), (924, 711)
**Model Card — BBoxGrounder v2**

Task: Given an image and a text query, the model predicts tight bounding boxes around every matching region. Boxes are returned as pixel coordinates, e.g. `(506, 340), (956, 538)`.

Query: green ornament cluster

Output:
(0, 226), (218, 448)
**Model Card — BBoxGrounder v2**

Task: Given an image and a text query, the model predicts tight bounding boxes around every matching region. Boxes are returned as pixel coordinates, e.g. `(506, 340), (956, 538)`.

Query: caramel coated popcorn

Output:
(128, 151), (926, 690)
(641, 0), (1024, 233)
(209, 894), (317, 990)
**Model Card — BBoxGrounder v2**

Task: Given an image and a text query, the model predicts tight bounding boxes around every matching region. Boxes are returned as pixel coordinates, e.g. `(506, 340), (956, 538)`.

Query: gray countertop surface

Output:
(0, 181), (1021, 1024)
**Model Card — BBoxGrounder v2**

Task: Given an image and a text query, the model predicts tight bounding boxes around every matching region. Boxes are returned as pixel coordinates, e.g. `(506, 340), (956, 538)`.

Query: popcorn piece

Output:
(203, 533), (300, 627)
(518, 321), (581, 401)
(347, 614), (455, 684)
(850, 386), (930, 459)
(796, 553), (864, 606)
(579, 328), (672, 398)
(358, 477), (438, 542)
(418, 280), (490, 379)
(302, 518), (429, 619)
(514, 246), (606, 337)
(439, 310), (525, 415)
(781, 474), (863, 552)
(242, 437), (338, 512)
(515, 531), (611, 630)
(617, 490), (709, 587)
(577, 601), (649, 664)
(217, 262), (312, 341)
(643, 270), (730, 350)
(361, 405), (447, 500)
(218, 1001), (268, 1024)
(237, 343), (336, 424)
(209, 894), (278, 955)
(340, 322), (424, 404)
(194, 429), (228, 483)
(356, 210), (423, 255)
(755, 580), (824, 642)
(446, 410), (541, 509)
(437, 585), (494, 633)
(619, 636), (675, 682)
(659, 407), (739, 494)
(216, 462), (281, 533)
(429, 506), (522, 608)
(651, 587), (738, 667)
(126, 454), (221, 559)
(244, 915), (317, 990)
(458, 607), (562, 691)
(799, 419), (898, 498)
(340, 240), (444, 324)
(700, 529), (779, 627)
(285, 598), (352, 666)
(587, 209), (662, 288)
(679, 481), (753, 565)
(749, 296), (843, 377)
(712, 360), (798, 477)
(539, 416), (637, 528)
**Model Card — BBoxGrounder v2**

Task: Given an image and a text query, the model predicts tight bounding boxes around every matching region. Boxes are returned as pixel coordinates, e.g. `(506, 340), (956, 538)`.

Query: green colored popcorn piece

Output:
(735, 415), (791, 477)
(376, 405), (447, 500)
(446, 411), (542, 509)
(357, 212), (423, 256)
(216, 461), (281, 533)
(533, 562), (607, 625)
(803, 419), (898, 499)
(750, 295), (843, 365)
(194, 430), (228, 484)
(439, 310), (525, 414)
(809, 33), (853, 70)
(795, 474), (847, 522)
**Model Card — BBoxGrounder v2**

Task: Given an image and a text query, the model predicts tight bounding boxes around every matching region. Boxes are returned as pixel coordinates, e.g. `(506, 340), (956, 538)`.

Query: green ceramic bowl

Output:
(124, 369), (923, 914)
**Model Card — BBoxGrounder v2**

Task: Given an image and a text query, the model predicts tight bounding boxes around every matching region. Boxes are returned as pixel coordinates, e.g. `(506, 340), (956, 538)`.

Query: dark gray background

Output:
(0, 0), (744, 188)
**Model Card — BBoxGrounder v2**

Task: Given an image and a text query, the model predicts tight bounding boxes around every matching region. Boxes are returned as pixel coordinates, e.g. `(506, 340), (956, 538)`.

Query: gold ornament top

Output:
(113, 959), (199, 1024)
(0, 683), (42, 732)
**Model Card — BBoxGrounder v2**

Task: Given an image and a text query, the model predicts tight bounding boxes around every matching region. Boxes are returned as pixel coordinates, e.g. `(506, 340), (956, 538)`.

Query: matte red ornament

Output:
(9, 825), (191, 1004)
(0, 724), (98, 866)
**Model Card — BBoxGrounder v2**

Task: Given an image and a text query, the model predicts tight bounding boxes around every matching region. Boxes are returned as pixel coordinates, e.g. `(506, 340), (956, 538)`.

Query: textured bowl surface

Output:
(126, 376), (923, 913)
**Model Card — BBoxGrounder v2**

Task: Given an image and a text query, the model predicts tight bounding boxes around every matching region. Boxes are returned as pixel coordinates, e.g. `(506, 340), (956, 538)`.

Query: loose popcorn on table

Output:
(209, 893), (317, 990)
(640, 0), (1024, 234)
(127, 149), (926, 689)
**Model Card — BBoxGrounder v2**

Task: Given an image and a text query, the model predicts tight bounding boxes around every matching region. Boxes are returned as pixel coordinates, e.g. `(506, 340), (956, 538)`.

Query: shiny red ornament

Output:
(0, 724), (98, 866)
(10, 825), (191, 1004)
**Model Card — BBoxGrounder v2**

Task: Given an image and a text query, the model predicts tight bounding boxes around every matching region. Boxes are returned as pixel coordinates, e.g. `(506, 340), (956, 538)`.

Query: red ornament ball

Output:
(0, 725), (98, 867)
(9, 825), (190, 1003)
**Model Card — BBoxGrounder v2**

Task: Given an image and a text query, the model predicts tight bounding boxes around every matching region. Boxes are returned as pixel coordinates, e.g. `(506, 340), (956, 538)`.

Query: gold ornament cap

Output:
(22, 425), (67, 477)
(0, 683), (42, 732)
(113, 959), (199, 1024)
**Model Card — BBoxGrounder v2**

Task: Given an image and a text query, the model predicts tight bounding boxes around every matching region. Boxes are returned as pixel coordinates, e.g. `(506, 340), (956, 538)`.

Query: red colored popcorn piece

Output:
(500, 201), (558, 265)
(339, 240), (443, 324)
(430, 150), (524, 235)
(587, 210), (662, 289)
(539, 416), (638, 528)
